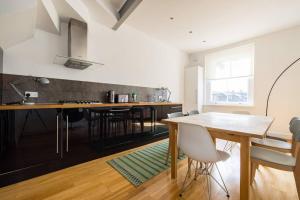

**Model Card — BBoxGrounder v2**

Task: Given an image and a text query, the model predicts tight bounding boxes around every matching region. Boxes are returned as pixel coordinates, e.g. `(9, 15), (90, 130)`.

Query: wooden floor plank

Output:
(0, 140), (298, 200)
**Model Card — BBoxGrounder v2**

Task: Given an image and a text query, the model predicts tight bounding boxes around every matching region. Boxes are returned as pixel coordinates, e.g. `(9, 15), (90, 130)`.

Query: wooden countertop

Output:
(0, 102), (182, 110)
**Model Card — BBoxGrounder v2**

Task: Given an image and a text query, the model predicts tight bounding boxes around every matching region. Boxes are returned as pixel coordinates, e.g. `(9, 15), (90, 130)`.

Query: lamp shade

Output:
(36, 77), (50, 84)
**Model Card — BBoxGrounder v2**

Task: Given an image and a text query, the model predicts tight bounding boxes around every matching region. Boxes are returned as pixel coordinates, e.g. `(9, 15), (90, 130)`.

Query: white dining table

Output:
(162, 112), (274, 200)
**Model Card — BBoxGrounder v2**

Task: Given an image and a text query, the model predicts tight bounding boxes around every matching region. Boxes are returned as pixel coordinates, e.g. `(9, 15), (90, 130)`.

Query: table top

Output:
(0, 102), (182, 111)
(162, 112), (274, 138)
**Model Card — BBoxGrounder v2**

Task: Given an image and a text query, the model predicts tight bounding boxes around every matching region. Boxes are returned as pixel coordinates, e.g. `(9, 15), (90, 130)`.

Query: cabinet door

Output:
(59, 120), (97, 168)
(0, 110), (60, 187)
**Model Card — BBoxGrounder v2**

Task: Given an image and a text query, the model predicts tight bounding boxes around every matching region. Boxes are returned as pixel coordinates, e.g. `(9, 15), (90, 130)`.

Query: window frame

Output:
(204, 44), (255, 107)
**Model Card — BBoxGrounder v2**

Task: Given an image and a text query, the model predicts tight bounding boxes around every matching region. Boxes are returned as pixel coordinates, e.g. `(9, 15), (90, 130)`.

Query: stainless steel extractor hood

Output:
(54, 18), (103, 70)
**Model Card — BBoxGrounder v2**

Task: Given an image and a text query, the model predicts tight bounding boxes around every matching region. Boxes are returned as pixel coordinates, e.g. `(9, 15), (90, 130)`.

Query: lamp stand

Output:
(265, 57), (300, 116)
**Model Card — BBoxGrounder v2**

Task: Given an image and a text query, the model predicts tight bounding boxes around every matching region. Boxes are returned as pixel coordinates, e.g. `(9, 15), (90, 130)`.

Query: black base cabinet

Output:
(0, 110), (61, 187)
(0, 104), (182, 187)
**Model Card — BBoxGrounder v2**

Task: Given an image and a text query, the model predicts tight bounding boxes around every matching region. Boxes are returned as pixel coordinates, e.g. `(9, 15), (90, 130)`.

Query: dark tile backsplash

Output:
(0, 74), (156, 104)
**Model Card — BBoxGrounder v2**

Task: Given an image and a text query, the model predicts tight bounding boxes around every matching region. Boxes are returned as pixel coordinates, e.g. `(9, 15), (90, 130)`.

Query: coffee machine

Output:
(107, 90), (115, 103)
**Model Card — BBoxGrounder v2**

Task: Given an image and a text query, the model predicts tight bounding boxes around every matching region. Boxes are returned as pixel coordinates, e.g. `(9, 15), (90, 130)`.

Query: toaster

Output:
(116, 94), (129, 103)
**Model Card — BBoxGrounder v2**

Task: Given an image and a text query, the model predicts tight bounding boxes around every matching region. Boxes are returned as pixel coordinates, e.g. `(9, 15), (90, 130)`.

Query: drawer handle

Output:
(66, 115), (69, 152)
(56, 115), (59, 154)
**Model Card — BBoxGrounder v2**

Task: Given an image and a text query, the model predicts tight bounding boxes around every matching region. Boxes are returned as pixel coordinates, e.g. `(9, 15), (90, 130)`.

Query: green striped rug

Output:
(107, 140), (185, 187)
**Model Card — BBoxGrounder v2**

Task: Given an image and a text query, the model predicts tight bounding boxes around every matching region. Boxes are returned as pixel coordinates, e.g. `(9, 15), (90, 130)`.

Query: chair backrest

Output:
(293, 140), (300, 197)
(290, 119), (300, 140)
(188, 110), (199, 115)
(290, 117), (300, 128)
(167, 112), (184, 119)
(290, 119), (300, 156)
(178, 123), (220, 163)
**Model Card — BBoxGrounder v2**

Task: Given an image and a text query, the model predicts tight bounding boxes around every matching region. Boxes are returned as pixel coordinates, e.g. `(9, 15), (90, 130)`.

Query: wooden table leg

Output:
(240, 136), (250, 200)
(169, 123), (178, 179)
(212, 136), (216, 144)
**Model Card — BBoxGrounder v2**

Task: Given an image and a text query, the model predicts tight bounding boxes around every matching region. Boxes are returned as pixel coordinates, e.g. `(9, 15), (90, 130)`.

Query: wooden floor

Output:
(0, 140), (298, 200)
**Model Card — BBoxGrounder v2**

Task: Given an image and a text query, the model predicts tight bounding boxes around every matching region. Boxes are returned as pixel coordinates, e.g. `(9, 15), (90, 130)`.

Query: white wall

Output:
(189, 26), (300, 134)
(3, 21), (188, 102)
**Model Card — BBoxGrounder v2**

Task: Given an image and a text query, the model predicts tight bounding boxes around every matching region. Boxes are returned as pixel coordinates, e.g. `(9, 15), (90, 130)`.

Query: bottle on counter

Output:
(131, 93), (137, 102)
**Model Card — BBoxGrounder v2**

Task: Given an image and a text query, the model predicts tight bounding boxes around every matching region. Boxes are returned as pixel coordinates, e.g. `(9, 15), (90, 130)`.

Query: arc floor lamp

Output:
(265, 57), (300, 116)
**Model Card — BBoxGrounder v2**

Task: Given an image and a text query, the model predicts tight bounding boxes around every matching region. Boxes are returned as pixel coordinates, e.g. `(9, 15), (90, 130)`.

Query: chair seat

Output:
(251, 138), (292, 150)
(217, 150), (230, 162)
(251, 146), (296, 167)
(267, 131), (292, 142)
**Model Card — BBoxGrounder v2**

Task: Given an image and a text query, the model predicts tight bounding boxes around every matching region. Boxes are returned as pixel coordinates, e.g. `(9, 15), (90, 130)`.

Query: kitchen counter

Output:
(0, 102), (182, 110)
(0, 101), (183, 187)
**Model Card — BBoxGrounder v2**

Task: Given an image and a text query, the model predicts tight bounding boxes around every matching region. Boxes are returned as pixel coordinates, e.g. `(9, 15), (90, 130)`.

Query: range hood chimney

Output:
(54, 18), (103, 70)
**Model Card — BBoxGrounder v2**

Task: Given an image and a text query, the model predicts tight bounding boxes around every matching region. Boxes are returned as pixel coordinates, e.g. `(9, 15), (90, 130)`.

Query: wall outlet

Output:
(25, 91), (38, 98)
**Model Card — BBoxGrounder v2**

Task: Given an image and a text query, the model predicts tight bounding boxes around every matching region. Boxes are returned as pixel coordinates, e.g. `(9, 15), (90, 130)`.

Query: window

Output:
(205, 44), (254, 106)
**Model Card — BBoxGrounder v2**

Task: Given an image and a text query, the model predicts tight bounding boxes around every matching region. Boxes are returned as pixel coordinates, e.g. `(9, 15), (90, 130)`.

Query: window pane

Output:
(207, 77), (252, 104)
(231, 58), (252, 77)
(205, 43), (254, 106)
(215, 60), (230, 79)
(205, 43), (254, 79)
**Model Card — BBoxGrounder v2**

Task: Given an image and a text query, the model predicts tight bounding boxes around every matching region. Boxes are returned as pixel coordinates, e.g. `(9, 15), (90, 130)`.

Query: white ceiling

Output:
(125, 0), (300, 53)
(0, 0), (36, 48)
(52, 0), (85, 22)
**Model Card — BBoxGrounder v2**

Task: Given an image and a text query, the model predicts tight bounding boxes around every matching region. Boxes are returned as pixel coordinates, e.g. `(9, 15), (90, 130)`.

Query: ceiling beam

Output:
(112, 0), (143, 30)
(96, 0), (119, 20)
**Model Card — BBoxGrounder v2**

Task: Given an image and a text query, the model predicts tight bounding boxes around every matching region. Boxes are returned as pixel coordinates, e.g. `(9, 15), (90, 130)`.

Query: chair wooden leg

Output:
(188, 158), (192, 177)
(251, 162), (258, 184)
(293, 147), (300, 198)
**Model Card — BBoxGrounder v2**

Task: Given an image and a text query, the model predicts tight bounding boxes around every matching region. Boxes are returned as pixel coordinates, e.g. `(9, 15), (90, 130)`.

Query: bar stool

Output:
(85, 108), (110, 143)
(107, 107), (131, 138)
(130, 106), (145, 135)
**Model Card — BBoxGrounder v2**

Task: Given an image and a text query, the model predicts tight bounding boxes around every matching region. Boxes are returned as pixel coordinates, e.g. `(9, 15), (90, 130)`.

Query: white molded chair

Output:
(178, 123), (230, 199)
(167, 112), (184, 119)
(188, 110), (200, 115)
(250, 120), (300, 197)
(165, 112), (184, 164)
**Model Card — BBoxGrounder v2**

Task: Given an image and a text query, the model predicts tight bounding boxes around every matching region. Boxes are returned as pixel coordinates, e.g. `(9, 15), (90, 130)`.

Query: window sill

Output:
(204, 103), (254, 107)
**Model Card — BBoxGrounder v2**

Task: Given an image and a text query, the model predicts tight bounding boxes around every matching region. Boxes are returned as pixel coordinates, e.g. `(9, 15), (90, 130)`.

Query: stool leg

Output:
(123, 120), (127, 135)
(150, 108), (153, 132)
(132, 119), (135, 135)
(140, 110), (144, 133)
